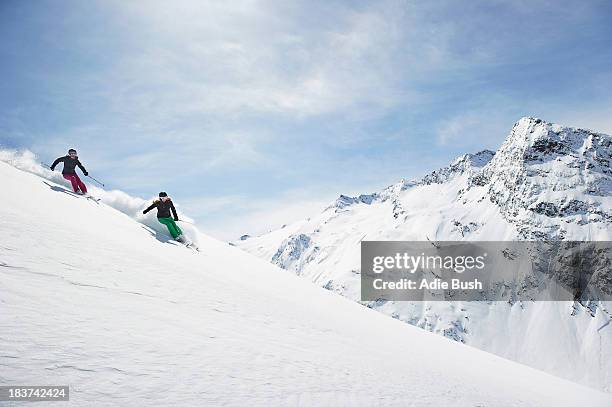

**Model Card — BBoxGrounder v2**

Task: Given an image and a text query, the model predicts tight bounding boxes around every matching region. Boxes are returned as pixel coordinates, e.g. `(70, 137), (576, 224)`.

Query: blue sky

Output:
(1, 0), (611, 239)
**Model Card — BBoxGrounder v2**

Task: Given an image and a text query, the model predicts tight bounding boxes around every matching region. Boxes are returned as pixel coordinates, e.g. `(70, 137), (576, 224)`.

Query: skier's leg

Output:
(74, 174), (87, 193)
(158, 218), (180, 239)
(169, 220), (183, 237)
(62, 174), (79, 192)
(166, 219), (183, 238)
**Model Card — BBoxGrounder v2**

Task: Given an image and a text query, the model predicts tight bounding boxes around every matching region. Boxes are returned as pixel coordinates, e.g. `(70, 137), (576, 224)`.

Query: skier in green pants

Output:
(142, 192), (185, 242)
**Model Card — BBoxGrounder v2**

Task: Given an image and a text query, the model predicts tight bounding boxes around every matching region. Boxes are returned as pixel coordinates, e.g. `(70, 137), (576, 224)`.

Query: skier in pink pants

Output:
(50, 149), (89, 195)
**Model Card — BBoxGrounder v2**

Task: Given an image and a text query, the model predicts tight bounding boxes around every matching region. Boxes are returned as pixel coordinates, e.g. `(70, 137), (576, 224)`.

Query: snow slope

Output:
(1, 159), (611, 406)
(237, 117), (612, 391)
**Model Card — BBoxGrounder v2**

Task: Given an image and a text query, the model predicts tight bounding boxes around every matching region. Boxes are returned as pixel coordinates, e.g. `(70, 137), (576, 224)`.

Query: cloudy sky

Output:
(1, 0), (611, 239)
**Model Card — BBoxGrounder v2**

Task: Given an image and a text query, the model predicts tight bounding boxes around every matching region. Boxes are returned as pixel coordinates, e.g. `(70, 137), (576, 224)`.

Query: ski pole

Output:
(178, 219), (195, 225)
(87, 175), (105, 187)
(41, 162), (53, 170)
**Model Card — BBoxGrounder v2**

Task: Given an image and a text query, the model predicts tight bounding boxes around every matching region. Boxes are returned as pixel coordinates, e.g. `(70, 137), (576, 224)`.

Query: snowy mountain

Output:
(5, 154), (612, 405)
(236, 117), (612, 392)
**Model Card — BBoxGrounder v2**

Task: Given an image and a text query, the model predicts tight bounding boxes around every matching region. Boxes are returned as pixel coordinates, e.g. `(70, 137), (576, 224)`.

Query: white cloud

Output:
(101, 0), (421, 121)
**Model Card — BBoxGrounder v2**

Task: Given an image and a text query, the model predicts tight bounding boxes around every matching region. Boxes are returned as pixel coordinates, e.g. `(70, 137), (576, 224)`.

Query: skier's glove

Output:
(142, 210), (146, 215)
(83, 171), (88, 176)
(174, 218), (179, 222)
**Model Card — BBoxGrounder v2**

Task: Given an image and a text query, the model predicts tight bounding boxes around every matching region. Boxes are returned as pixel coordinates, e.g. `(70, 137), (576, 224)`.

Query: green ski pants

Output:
(158, 217), (183, 239)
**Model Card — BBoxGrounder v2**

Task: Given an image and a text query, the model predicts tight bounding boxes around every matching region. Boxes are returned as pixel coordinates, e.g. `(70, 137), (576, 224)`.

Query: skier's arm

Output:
(76, 160), (88, 176)
(142, 202), (157, 215)
(170, 202), (179, 221)
(50, 157), (63, 171)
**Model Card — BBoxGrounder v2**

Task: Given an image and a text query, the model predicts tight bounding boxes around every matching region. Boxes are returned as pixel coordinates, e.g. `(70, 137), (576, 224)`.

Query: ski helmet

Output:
(68, 148), (77, 155)
(159, 192), (168, 197)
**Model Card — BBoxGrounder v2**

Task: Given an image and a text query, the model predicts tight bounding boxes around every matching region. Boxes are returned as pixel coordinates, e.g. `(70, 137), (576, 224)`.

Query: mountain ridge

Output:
(236, 117), (612, 391)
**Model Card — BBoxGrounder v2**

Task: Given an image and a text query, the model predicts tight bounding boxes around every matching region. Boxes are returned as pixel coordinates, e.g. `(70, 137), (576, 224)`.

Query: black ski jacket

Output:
(143, 199), (179, 220)
(50, 156), (88, 175)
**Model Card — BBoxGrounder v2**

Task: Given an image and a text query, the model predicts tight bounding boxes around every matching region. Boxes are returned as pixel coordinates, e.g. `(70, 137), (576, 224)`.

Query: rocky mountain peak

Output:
(478, 117), (611, 239)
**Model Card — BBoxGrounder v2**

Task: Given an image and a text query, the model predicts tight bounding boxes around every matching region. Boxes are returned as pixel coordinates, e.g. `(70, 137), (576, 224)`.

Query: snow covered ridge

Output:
(324, 150), (496, 213)
(4, 160), (612, 405)
(322, 117), (610, 225)
(420, 149), (496, 186)
(236, 117), (612, 392)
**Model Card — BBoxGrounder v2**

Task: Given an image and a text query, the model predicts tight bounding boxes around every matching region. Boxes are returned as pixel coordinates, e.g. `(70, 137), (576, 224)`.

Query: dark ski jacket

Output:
(50, 156), (88, 175)
(143, 199), (179, 220)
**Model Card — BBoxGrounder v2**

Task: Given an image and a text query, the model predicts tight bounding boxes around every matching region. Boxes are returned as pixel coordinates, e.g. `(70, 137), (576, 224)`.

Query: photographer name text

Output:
(372, 278), (483, 291)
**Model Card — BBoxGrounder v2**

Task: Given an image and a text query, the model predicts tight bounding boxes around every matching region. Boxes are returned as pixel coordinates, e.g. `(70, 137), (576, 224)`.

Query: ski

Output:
(75, 193), (101, 203)
(185, 243), (200, 252)
(85, 195), (101, 203)
(168, 239), (200, 252)
(179, 237), (200, 252)
(63, 189), (100, 202)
